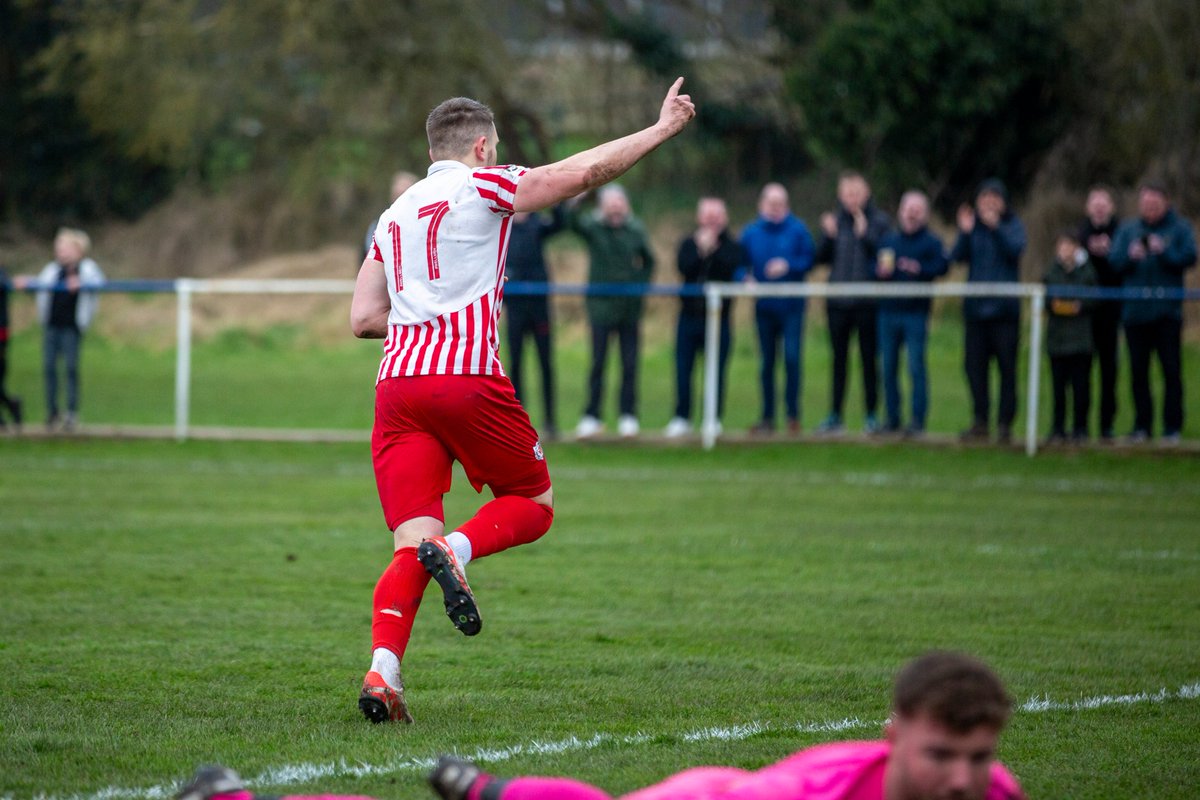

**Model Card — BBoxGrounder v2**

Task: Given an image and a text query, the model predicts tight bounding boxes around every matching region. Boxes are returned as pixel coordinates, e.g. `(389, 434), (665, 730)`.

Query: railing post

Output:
(701, 285), (722, 450)
(1025, 287), (1045, 457)
(174, 279), (194, 442)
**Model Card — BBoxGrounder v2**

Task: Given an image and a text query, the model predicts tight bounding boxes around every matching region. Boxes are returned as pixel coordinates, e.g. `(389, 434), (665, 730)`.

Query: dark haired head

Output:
(892, 651), (1012, 733)
(426, 97), (496, 160)
(1139, 180), (1169, 198)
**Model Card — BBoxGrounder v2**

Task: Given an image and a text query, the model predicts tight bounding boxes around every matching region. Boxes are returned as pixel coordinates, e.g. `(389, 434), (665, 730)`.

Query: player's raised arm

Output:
(512, 77), (696, 213)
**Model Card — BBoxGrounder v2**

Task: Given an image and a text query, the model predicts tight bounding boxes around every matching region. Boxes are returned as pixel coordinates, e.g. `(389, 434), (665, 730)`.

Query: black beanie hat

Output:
(976, 178), (1008, 202)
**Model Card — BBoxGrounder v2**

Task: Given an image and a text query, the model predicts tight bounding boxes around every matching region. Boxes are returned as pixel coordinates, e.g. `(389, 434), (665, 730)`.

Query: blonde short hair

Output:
(55, 228), (92, 256)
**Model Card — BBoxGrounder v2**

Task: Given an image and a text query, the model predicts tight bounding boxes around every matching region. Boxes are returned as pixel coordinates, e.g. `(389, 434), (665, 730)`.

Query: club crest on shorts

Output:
(532, 440), (544, 461)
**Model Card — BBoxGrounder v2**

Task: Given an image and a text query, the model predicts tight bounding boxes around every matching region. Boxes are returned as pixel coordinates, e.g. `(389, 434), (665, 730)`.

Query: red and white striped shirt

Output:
(368, 160), (527, 381)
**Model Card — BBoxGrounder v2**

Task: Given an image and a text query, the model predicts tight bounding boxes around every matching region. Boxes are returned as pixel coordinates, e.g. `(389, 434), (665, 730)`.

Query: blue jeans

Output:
(878, 310), (929, 429)
(44, 325), (82, 416)
(673, 313), (731, 420)
(755, 304), (805, 424)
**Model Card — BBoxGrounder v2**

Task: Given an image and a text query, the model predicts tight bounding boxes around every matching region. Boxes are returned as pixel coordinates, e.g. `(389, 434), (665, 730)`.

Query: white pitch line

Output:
(21, 681), (1199, 800)
(1020, 681), (1200, 712)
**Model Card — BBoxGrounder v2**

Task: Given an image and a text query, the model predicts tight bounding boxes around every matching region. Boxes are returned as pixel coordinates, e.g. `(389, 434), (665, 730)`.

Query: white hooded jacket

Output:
(34, 258), (105, 331)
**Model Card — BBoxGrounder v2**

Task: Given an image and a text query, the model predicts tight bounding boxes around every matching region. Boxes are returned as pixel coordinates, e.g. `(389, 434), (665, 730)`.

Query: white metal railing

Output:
(168, 278), (1050, 453)
(171, 278), (357, 440)
(26, 276), (1159, 455)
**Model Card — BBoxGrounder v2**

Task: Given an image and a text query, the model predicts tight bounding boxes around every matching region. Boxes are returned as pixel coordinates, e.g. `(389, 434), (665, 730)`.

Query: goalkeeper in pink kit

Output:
(179, 651), (1024, 800)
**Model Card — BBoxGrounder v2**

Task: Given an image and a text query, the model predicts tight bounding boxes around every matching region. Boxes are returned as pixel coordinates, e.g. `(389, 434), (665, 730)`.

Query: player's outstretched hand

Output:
(658, 77), (696, 137)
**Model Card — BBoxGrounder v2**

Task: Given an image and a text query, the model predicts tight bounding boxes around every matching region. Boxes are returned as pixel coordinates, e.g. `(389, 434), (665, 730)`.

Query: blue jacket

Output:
(876, 227), (948, 315)
(949, 214), (1026, 322)
(738, 214), (815, 314)
(1110, 209), (1197, 325)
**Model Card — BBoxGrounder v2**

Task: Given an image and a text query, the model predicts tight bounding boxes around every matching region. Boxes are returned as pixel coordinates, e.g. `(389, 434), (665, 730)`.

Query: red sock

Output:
(456, 496), (554, 561)
(371, 547), (431, 660)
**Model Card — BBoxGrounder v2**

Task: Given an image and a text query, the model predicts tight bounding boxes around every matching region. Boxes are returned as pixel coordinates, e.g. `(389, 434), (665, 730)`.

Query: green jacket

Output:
(1043, 256), (1097, 357)
(569, 209), (655, 325)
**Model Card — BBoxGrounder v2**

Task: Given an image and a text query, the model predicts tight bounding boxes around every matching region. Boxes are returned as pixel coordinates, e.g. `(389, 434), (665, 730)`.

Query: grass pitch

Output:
(2, 437), (1198, 799)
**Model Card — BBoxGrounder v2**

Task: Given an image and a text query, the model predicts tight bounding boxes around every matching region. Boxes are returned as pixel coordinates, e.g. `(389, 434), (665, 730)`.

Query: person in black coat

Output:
(1077, 185), (1121, 440)
(950, 179), (1027, 444)
(814, 171), (891, 434)
(0, 265), (23, 429)
(664, 197), (743, 437)
(505, 206), (565, 438)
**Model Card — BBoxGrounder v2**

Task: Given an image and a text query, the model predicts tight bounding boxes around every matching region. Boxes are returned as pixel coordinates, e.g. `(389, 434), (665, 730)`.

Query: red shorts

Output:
(372, 374), (551, 530)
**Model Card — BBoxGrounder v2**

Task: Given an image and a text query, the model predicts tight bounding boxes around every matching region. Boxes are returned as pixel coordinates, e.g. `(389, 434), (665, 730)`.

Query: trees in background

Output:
(19, 1), (509, 230)
(0, 0), (171, 223)
(2, 0), (1198, 235)
(787, 0), (1074, 212)
(1052, 0), (1200, 210)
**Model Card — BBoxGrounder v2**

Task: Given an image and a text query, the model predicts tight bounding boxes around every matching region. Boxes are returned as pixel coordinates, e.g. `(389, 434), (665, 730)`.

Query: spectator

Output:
(505, 206), (566, 439)
(875, 191), (948, 436)
(1077, 185), (1121, 441)
(815, 171), (891, 434)
(664, 197), (743, 439)
(361, 171), (419, 262)
(0, 265), (23, 430)
(1043, 232), (1098, 444)
(740, 182), (816, 435)
(951, 179), (1026, 444)
(29, 228), (106, 431)
(1110, 182), (1198, 444)
(571, 185), (655, 439)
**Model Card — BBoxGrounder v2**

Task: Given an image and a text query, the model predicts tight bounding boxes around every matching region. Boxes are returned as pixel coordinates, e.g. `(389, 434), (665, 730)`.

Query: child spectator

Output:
(30, 228), (106, 431)
(1043, 232), (1098, 443)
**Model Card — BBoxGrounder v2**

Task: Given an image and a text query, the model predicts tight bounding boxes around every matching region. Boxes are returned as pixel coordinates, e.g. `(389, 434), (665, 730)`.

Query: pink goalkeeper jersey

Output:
(368, 160), (527, 381)
(620, 742), (1024, 800)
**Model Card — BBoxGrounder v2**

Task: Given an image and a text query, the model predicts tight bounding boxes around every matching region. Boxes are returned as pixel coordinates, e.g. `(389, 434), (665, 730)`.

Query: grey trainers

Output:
(816, 414), (843, 434)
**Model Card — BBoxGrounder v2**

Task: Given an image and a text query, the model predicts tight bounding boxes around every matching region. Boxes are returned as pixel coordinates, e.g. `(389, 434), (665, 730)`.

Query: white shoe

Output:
(575, 415), (603, 439)
(664, 417), (691, 438)
(617, 414), (640, 438)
